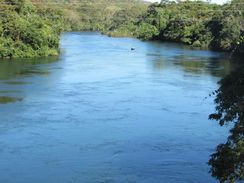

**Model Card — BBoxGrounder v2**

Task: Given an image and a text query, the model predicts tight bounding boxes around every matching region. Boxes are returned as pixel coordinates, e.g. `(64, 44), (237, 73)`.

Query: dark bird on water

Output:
(131, 48), (135, 51)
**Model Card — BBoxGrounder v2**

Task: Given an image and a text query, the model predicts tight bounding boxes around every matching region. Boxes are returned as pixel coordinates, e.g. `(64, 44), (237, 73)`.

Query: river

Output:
(0, 32), (233, 183)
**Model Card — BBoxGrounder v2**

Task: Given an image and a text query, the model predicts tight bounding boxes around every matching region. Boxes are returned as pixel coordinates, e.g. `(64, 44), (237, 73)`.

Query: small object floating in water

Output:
(131, 48), (135, 51)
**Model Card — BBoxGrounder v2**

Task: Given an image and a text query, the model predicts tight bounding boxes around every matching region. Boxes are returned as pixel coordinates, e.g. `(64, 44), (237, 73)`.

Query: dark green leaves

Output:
(209, 64), (244, 182)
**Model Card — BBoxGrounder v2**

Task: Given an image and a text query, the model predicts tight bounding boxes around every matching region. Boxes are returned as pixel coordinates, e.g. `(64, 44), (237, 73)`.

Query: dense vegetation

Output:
(30, 0), (148, 31)
(0, 0), (147, 58)
(0, 0), (243, 58)
(209, 58), (244, 183)
(108, 0), (244, 55)
(0, 0), (66, 58)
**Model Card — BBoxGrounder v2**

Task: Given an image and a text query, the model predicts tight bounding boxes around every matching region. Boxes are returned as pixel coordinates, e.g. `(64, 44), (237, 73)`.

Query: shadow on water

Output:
(0, 56), (58, 80)
(3, 81), (31, 85)
(208, 56), (244, 182)
(0, 56), (59, 104)
(145, 41), (234, 78)
(147, 51), (233, 78)
(173, 55), (233, 77)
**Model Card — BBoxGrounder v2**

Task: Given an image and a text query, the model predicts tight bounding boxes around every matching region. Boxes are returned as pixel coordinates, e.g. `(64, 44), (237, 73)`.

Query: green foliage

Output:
(52, 0), (148, 32)
(136, 22), (159, 40)
(0, 0), (62, 58)
(0, 0), (243, 58)
(106, 22), (137, 37)
(209, 63), (244, 182)
(0, 0), (148, 58)
(135, 1), (219, 45)
(127, 0), (244, 54)
(209, 1), (243, 52)
(103, 4), (147, 37)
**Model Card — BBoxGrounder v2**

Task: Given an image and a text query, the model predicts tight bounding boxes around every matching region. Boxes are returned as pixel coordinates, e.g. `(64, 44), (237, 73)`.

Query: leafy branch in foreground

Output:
(209, 62), (244, 182)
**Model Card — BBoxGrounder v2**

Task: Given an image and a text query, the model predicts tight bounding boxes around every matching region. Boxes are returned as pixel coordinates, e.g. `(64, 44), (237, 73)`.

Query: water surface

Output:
(0, 32), (233, 183)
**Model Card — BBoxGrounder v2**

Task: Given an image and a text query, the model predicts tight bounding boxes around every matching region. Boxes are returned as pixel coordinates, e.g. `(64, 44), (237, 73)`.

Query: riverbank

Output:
(104, 1), (244, 56)
(0, 0), (243, 59)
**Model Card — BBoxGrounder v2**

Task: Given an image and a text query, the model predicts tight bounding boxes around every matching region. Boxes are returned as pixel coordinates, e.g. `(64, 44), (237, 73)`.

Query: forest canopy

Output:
(0, 0), (243, 58)
(108, 0), (244, 55)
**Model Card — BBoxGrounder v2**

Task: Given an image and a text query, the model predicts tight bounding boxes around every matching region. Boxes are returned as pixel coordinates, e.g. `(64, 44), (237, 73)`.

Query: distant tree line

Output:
(107, 0), (244, 55)
(0, 0), (148, 58)
(0, 0), (243, 57)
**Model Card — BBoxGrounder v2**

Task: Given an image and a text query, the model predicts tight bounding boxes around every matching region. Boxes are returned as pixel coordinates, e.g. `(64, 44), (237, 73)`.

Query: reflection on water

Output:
(0, 56), (59, 104)
(0, 90), (20, 93)
(15, 70), (50, 76)
(3, 81), (31, 85)
(0, 96), (23, 104)
(0, 56), (58, 80)
(0, 32), (236, 183)
(147, 47), (233, 77)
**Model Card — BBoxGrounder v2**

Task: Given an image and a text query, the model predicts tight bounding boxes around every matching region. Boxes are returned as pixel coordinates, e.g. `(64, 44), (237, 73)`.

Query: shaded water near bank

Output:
(0, 32), (234, 182)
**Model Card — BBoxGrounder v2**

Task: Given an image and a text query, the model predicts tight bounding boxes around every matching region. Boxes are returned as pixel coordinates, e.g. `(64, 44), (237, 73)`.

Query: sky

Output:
(146, 0), (229, 4)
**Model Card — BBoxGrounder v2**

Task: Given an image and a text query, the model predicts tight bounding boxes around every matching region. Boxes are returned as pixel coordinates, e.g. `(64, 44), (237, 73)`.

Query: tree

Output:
(0, 0), (62, 58)
(209, 61), (244, 182)
(137, 22), (159, 40)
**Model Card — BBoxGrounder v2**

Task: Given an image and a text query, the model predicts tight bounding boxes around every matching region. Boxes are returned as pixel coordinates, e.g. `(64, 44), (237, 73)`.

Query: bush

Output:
(136, 23), (159, 40)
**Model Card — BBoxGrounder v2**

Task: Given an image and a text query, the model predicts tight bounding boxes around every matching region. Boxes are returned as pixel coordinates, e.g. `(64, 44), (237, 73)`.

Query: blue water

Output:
(0, 32), (232, 183)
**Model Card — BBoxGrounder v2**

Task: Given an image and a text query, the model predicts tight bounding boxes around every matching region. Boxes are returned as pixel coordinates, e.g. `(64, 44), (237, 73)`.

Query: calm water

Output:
(0, 32), (233, 183)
